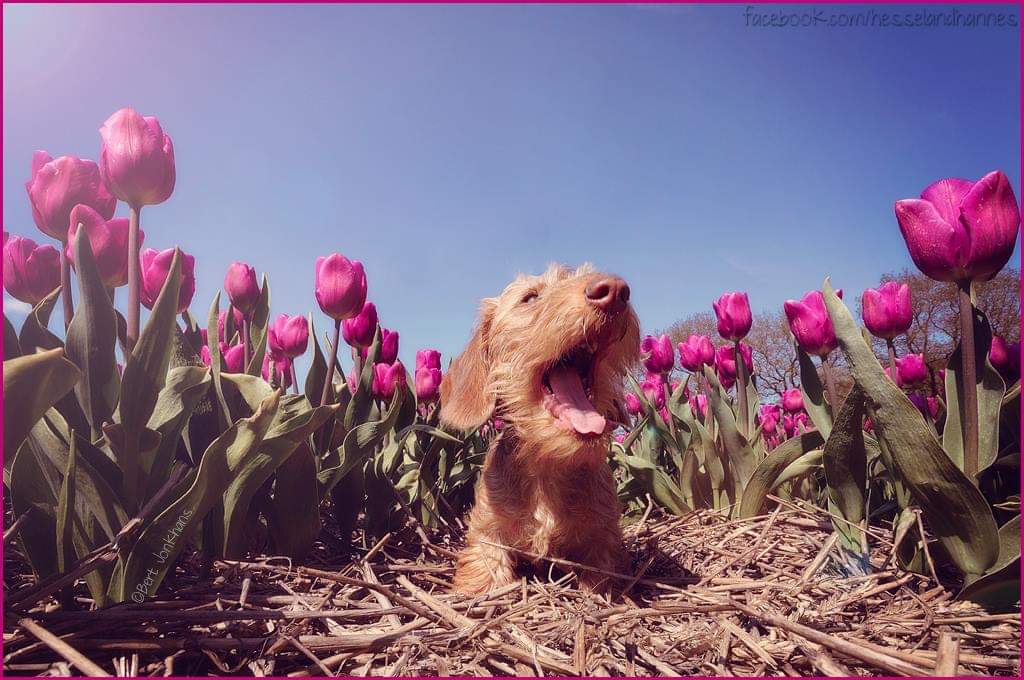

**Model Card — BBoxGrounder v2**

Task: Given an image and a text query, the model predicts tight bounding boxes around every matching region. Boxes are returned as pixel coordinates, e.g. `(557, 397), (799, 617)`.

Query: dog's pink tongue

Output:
(547, 365), (606, 435)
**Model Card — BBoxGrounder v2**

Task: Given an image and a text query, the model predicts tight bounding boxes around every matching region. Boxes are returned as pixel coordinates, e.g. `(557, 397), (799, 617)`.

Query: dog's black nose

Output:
(585, 277), (629, 314)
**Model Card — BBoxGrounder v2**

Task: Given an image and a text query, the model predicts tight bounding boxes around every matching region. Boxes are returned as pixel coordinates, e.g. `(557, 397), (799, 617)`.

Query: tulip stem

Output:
(957, 281), (979, 479)
(290, 363), (300, 395)
(242, 319), (251, 369)
(821, 357), (841, 416)
(886, 339), (898, 384)
(59, 239), (73, 331)
(321, 319), (341, 407)
(126, 205), (142, 351)
(734, 341), (749, 437)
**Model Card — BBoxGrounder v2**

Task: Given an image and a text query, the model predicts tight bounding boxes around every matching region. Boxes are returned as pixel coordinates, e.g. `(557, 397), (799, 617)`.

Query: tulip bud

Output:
(3, 235), (61, 305)
(415, 366), (442, 402)
(640, 372), (667, 409)
(781, 388), (804, 413)
(639, 334), (674, 373)
(861, 281), (913, 340)
(614, 433), (626, 444)
(98, 108), (176, 207)
(896, 354), (928, 385)
(25, 151), (115, 241)
(624, 392), (642, 416)
(261, 350), (293, 388)
(715, 343), (753, 380)
(315, 253), (367, 320)
(224, 262), (260, 316)
(678, 334), (715, 372)
(909, 393), (940, 420)
(688, 393), (708, 419)
(268, 314), (309, 359)
(713, 292), (753, 341)
(372, 360), (406, 400)
(783, 411), (809, 437)
(66, 205), (140, 288)
(894, 171), (1020, 283)
(139, 247), (196, 313)
(784, 289), (843, 358)
(416, 348), (442, 372)
(218, 308), (245, 343)
(220, 342), (246, 373)
(342, 302), (378, 348)
(200, 345), (212, 367)
(989, 335), (1020, 383)
(361, 327), (399, 365)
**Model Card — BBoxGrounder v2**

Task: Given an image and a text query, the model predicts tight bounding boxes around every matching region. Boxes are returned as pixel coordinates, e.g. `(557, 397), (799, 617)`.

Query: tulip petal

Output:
(920, 177), (974, 227)
(894, 198), (964, 282)
(959, 170), (1021, 282)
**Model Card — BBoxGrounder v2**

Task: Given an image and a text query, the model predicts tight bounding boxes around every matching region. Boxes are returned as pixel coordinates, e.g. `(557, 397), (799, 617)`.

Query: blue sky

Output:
(4, 4), (1020, 372)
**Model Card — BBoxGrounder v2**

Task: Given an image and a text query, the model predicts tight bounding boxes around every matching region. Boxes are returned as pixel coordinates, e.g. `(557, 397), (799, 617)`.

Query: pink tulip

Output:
(784, 289), (843, 358)
(624, 392), (642, 416)
(200, 345), (212, 367)
(896, 354), (928, 385)
(894, 171), (1020, 283)
(861, 281), (912, 340)
(678, 334), (715, 372)
(614, 433), (626, 444)
(362, 327), (399, 365)
(98, 108), (176, 207)
(715, 343), (753, 380)
(781, 388), (803, 413)
(670, 379), (689, 401)
(65, 205), (139, 288)
(416, 348), (442, 372)
(759, 403), (781, 434)
(863, 417), (874, 433)
(220, 342), (246, 373)
(262, 350), (293, 388)
(218, 308), (245, 343)
(268, 314), (309, 359)
(989, 335), (1020, 383)
(315, 253), (367, 320)
(372, 360), (406, 400)
(783, 411), (809, 437)
(640, 334), (675, 373)
(139, 247), (196, 313)
(25, 151), (116, 241)
(3, 235), (61, 305)
(224, 262), (260, 316)
(415, 365), (442, 402)
(713, 292), (753, 341)
(658, 406), (671, 424)
(342, 301), (378, 348)
(909, 393), (940, 420)
(688, 393), (708, 419)
(641, 372), (667, 409)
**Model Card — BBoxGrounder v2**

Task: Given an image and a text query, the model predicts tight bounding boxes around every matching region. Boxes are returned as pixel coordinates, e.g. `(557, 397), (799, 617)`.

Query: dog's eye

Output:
(521, 291), (539, 304)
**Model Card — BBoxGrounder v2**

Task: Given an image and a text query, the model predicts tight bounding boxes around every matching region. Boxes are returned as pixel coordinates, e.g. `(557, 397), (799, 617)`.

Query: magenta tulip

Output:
(139, 247), (196, 313)
(224, 262), (260, 316)
(641, 372), (667, 409)
(415, 365), (442, 402)
(614, 433), (626, 444)
(362, 327), (399, 365)
(715, 343), (753, 380)
(315, 253), (367, 321)
(624, 392), (642, 416)
(713, 292), (753, 341)
(909, 393), (940, 420)
(220, 342), (246, 373)
(894, 171), (1020, 284)
(262, 350), (293, 388)
(268, 314), (309, 359)
(861, 281), (912, 340)
(989, 335), (1020, 383)
(65, 205), (139, 288)
(26, 151), (115, 242)
(218, 308), (245, 343)
(98, 108), (176, 208)
(670, 379), (689, 401)
(373, 360), (407, 400)
(688, 393), (708, 419)
(416, 348), (442, 372)
(342, 301), (378, 348)
(781, 387), (804, 413)
(3, 235), (61, 305)
(640, 334), (675, 373)
(896, 353), (928, 385)
(678, 334), (715, 372)
(784, 289), (843, 358)
(783, 411), (809, 437)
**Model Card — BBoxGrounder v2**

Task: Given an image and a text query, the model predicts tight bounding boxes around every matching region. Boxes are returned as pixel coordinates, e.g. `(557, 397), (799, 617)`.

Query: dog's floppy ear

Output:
(441, 299), (496, 431)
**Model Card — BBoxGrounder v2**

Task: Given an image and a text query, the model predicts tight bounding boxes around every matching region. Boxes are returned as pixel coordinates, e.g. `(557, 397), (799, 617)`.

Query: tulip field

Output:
(3, 106), (1022, 676)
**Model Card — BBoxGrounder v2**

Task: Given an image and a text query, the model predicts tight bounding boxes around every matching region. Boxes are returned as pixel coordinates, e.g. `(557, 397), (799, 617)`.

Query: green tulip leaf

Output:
(18, 286), (62, 354)
(821, 386), (870, 572)
(797, 344), (832, 438)
(245, 276), (270, 376)
(118, 249), (182, 513)
(613, 452), (691, 516)
(65, 228), (120, 438)
(958, 515), (1021, 611)
(943, 303), (1005, 476)
(266, 442), (321, 558)
(703, 366), (758, 493)
(8, 442), (60, 579)
(3, 348), (81, 459)
(822, 278), (998, 578)
(738, 430), (824, 518)
(5, 314), (21, 359)
(142, 366), (212, 500)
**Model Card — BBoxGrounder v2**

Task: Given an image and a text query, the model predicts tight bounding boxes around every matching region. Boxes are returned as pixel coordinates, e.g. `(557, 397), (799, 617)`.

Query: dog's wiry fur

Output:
(441, 263), (640, 594)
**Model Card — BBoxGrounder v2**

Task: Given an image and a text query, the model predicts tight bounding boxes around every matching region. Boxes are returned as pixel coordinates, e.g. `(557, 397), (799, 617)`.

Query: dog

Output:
(440, 263), (640, 594)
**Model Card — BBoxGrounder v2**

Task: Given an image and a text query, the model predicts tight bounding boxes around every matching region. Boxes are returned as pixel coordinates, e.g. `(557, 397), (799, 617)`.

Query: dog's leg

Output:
(563, 464), (629, 594)
(454, 529), (517, 595)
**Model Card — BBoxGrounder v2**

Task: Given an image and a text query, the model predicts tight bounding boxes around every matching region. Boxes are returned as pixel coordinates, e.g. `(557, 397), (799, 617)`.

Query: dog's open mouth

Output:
(541, 345), (605, 437)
